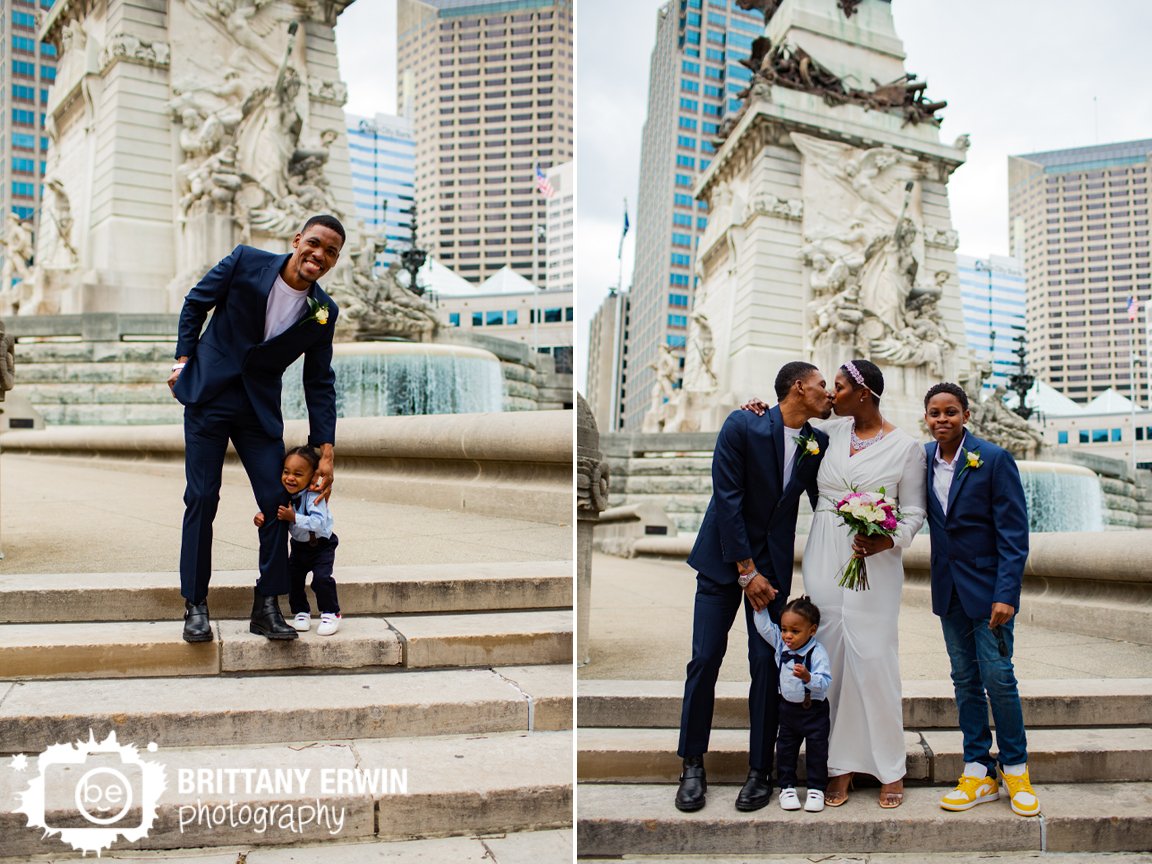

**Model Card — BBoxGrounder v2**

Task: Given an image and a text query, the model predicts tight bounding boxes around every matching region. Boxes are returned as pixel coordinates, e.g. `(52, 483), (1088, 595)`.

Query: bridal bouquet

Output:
(832, 488), (901, 591)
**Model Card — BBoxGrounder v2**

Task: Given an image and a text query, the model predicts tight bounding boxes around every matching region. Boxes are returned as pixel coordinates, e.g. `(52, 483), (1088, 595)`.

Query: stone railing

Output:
(1, 411), (573, 525)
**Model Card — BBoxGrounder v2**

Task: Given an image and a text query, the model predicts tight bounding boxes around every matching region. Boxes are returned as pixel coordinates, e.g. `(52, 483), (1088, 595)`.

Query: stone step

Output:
(577, 855), (1152, 863)
(578, 727), (1152, 785)
(577, 679), (1152, 729)
(0, 561), (573, 623)
(577, 782), (1152, 855)
(0, 829), (572, 863)
(0, 611), (572, 679)
(0, 664), (571, 754)
(0, 731), (571, 857)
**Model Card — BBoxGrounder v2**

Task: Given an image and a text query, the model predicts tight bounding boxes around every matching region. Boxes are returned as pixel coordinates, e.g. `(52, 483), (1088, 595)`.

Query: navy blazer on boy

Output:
(924, 433), (1029, 618)
(679, 406), (827, 773)
(173, 245), (338, 447)
(174, 244), (339, 604)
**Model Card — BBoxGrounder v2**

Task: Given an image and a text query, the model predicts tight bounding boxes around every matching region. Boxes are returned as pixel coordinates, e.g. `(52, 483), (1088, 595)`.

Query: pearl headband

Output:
(843, 361), (866, 387)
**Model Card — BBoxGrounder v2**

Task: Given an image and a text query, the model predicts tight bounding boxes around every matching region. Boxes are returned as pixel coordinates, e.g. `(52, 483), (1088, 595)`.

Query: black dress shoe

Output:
(735, 769), (772, 811)
(182, 600), (212, 643)
(674, 755), (707, 812)
(249, 589), (299, 640)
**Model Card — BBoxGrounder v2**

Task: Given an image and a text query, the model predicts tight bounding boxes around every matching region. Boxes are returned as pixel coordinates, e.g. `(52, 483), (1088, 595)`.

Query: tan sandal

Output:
(879, 779), (904, 809)
(824, 773), (854, 807)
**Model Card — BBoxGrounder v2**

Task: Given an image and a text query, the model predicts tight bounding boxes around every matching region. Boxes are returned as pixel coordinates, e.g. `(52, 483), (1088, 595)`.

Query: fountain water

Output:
(1017, 461), (1105, 532)
(281, 341), (504, 419)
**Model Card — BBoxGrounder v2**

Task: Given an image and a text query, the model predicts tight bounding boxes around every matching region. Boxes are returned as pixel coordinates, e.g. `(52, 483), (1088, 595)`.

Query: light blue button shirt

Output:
(288, 490), (334, 542)
(753, 609), (832, 704)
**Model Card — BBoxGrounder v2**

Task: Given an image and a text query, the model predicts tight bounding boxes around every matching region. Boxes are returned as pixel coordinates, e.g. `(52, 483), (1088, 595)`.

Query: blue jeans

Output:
(939, 589), (1028, 770)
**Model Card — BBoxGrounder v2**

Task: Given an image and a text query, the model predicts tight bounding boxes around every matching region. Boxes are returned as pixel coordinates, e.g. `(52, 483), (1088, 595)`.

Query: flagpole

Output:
(1131, 302), (1138, 474)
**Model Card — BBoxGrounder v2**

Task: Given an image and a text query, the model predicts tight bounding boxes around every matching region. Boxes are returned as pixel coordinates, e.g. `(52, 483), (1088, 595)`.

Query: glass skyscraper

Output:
(1, 0), (56, 222)
(619, 0), (762, 431)
(346, 112), (416, 264)
(956, 253), (1027, 390)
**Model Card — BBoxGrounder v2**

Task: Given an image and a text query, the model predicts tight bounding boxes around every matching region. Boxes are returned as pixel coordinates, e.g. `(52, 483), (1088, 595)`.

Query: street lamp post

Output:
(974, 258), (997, 383)
(400, 204), (427, 297)
(1007, 333), (1035, 421)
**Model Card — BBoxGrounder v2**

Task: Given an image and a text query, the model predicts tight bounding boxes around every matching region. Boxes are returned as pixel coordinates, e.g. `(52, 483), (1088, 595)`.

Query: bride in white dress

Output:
(804, 359), (926, 808)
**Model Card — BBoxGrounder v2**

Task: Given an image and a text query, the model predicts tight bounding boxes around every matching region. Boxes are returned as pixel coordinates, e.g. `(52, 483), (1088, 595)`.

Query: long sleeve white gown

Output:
(802, 418), (927, 783)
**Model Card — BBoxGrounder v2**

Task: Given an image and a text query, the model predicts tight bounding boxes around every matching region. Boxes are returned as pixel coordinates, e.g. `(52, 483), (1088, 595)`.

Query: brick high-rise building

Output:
(1009, 139), (1152, 405)
(397, 0), (573, 286)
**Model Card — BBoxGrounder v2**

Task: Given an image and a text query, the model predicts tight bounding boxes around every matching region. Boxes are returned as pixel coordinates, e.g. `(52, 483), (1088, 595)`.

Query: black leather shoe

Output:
(735, 769), (772, 811)
(182, 600), (212, 643)
(674, 755), (707, 812)
(249, 589), (299, 640)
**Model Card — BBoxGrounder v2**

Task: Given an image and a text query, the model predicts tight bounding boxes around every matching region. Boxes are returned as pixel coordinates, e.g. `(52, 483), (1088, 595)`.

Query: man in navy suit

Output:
(675, 362), (831, 812)
(170, 214), (343, 642)
(923, 382), (1039, 817)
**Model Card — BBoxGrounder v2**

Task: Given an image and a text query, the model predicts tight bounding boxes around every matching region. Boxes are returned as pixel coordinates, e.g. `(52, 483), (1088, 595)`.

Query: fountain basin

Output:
(1017, 460), (1105, 532)
(282, 341), (505, 419)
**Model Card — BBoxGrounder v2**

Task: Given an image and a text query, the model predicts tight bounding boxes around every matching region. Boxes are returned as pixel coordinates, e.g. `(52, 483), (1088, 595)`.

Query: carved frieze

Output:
(308, 78), (349, 106)
(99, 34), (171, 72)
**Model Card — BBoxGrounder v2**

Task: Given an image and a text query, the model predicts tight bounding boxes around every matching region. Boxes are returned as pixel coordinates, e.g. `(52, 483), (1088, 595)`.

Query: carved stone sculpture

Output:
(641, 343), (679, 433)
(969, 386), (1044, 460)
(332, 237), (440, 342)
(0, 318), (14, 400)
(576, 394), (608, 665)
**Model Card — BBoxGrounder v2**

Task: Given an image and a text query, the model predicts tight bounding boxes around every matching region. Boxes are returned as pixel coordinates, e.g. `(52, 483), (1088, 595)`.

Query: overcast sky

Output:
(574, 0), (1152, 391)
(336, 0), (398, 117)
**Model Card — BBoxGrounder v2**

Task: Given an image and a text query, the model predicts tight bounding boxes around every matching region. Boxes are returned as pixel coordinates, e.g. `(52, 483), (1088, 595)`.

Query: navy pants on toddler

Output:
(287, 533), (340, 615)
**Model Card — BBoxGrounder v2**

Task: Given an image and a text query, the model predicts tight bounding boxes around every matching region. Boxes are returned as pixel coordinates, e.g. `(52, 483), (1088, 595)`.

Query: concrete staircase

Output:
(576, 679), (1152, 857)
(0, 561), (573, 859)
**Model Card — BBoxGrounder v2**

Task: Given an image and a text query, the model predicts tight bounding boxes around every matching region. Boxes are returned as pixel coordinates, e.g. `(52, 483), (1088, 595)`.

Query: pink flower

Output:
(882, 515), (898, 531)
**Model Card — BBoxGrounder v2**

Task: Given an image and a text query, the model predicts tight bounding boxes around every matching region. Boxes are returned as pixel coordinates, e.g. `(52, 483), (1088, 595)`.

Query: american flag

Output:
(535, 164), (555, 199)
(1129, 296), (1140, 322)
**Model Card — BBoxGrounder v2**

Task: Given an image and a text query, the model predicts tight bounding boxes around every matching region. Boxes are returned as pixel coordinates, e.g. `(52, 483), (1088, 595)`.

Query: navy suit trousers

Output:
(180, 382), (288, 602)
(678, 573), (780, 773)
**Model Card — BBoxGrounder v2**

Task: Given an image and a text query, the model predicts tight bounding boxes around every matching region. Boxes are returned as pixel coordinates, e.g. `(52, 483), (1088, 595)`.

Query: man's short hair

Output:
(301, 214), (346, 244)
(924, 381), (970, 411)
(774, 361), (819, 401)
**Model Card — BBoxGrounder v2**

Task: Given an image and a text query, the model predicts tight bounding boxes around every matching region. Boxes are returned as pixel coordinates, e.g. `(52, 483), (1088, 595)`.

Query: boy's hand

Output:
(253, 512), (265, 527)
(277, 505), (296, 522)
(793, 663), (811, 683)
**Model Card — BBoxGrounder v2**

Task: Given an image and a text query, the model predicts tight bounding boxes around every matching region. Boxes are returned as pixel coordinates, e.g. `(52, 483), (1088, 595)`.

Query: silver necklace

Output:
(850, 420), (886, 451)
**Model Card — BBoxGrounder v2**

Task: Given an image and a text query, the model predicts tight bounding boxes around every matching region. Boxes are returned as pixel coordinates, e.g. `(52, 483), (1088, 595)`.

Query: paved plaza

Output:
(579, 551), (1152, 682)
(0, 452), (571, 574)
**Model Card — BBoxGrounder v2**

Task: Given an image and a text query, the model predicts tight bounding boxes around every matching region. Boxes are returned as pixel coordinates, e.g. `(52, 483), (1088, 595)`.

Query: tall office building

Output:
(956, 252), (1027, 389)
(585, 288), (629, 431)
(345, 112), (416, 264)
(619, 0), (762, 430)
(1, 0), (56, 222)
(544, 159), (572, 292)
(1009, 139), (1152, 405)
(397, 0), (573, 286)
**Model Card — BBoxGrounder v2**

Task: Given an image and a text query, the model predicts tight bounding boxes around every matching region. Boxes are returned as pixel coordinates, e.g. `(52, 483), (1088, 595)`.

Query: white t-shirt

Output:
(263, 274), (309, 341)
(782, 425), (802, 486)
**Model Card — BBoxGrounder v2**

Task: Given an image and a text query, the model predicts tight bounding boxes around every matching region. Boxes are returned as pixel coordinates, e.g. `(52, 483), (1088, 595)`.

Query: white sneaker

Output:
(778, 787), (801, 811)
(317, 613), (341, 636)
(804, 790), (825, 812)
(291, 613), (311, 632)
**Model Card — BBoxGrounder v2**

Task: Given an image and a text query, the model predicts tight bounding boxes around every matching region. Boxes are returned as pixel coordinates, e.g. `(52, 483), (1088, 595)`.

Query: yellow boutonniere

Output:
(794, 433), (821, 458)
(306, 296), (330, 326)
(957, 449), (982, 478)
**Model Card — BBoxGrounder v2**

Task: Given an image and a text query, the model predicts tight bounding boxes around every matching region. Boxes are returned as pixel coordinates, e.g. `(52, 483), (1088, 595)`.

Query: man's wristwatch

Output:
(737, 569), (758, 589)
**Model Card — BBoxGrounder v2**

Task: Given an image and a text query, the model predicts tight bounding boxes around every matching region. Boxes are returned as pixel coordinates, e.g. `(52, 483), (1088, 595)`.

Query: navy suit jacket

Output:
(924, 433), (1029, 618)
(687, 406), (827, 614)
(172, 245), (339, 446)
